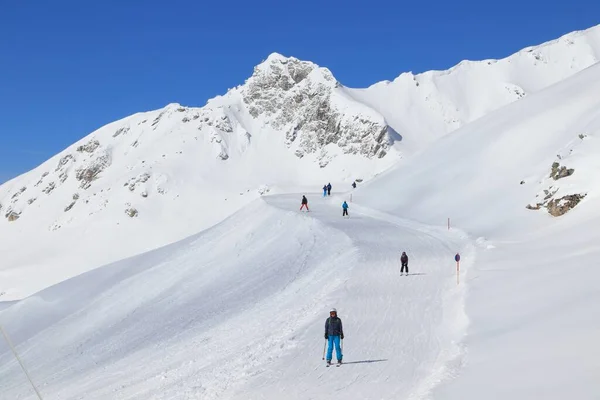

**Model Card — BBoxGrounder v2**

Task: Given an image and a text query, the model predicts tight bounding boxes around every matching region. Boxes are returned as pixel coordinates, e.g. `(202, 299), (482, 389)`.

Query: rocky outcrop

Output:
(77, 139), (101, 153)
(546, 194), (586, 216)
(6, 210), (20, 222)
(75, 149), (112, 189)
(527, 186), (586, 217)
(241, 54), (392, 160)
(550, 162), (574, 180)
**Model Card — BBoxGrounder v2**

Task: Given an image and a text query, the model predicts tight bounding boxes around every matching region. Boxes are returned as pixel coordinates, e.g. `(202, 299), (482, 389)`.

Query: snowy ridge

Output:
(346, 24), (600, 153)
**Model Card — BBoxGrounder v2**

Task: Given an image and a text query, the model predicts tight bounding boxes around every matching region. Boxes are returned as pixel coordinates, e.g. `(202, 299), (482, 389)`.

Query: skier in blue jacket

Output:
(324, 308), (344, 366)
(342, 201), (349, 217)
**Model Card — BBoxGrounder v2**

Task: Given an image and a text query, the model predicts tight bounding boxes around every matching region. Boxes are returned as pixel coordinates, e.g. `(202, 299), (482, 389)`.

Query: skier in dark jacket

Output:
(400, 251), (408, 275)
(324, 308), (344, 365)
(327, 183), (332, 196)
(352, 181), (356, 189)
(300, 195), (309, 211)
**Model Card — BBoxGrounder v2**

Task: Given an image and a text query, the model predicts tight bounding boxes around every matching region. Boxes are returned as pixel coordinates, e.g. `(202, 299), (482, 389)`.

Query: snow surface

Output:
(355, 62), (600, 399)
(1, 24), (600, 400)
(0, 195), (473, 399)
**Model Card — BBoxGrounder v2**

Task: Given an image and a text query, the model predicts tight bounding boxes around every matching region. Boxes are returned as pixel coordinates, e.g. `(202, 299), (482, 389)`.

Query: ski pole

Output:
(322, 339), (327, 360)
(0, 325), (44, 400)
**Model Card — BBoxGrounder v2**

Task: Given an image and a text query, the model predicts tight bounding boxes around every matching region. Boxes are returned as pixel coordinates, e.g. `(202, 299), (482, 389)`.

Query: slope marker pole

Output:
(0, 325), (44, 400)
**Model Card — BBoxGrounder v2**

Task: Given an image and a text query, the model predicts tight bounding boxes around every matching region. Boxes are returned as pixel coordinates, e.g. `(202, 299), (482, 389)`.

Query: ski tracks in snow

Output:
(0, 194), (474, 400)
(228, 194), (475, 400)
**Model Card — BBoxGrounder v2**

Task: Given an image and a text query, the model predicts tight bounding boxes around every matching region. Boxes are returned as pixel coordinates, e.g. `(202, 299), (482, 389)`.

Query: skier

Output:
(352, 181), (356, 189)
(400, 251), (408, 275)
(342, 201), (349, 217)
(327, 183), (332, 196)
(324, 308), (344, 366)
(300, 195), (309, 212)
(323, 185), (327, 197)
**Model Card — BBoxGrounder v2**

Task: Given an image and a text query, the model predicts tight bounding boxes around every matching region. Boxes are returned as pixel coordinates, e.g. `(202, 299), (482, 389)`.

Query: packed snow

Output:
(1, 24), (600, 400)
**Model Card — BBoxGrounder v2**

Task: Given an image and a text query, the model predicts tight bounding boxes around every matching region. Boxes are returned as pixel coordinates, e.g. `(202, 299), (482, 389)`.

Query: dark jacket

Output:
(401, 253), (408, 264)
(325, 316), (344, 338)
(302, 196), (308, 204)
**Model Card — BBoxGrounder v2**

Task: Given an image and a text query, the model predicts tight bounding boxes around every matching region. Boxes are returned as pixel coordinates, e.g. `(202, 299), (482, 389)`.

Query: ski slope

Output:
(354, 62), (600, 399)
(0, 194), (472, 399)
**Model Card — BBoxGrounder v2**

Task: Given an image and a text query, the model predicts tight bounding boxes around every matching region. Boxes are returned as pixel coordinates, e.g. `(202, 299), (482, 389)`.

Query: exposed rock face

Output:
(77, 140), (101, 153)
(241, 55), (392, 161)
(125, 208), (139, 218)
(6, 211), (20, 222)
(75, 149), (112, 189)
(550, 162), (574, 180)
(546, 194), (586, 216)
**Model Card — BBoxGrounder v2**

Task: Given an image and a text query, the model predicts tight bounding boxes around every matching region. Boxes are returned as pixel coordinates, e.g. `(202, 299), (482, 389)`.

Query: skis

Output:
(326, 361), (342, 367)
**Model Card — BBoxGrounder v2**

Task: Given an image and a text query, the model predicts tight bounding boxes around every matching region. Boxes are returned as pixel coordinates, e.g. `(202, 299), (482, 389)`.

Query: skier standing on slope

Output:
(324, 308), (344, 366)
(352, 181), (357, 189)
(323, 185), (328, 197)
(342, 201), (349, 217)
(400, 251), (409, 275)
(300, 195), (309, 212)
(327, 183), (332, 196)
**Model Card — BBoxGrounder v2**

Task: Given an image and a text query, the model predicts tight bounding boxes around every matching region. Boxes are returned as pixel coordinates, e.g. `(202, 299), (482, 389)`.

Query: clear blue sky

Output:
(0, 0), (597, 182)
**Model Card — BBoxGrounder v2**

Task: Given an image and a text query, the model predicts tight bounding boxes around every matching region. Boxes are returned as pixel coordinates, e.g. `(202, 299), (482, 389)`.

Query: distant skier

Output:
(327, 183), (332, 196)
(323, 185), (327, 197)
(324, 308), (344, 366)
(342, 201), (349, 217)
(352, 181), (357, 189)
(300, 195), (309, 212)
(400, 251), (408, 275)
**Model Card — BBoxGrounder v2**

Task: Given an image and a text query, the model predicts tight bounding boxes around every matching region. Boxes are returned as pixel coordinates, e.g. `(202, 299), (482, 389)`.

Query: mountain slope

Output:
(1, 25), (600, 300)
(355, 61), (600, 399)
(0, 56), (400, 300)
(347, 24), (600, 153)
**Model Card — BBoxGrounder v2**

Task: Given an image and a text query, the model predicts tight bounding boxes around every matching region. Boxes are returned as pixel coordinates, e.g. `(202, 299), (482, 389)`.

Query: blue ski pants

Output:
(326, 335), (343, 361)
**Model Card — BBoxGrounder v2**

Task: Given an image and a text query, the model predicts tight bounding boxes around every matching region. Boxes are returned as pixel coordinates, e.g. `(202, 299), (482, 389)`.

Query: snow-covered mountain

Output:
(1, 25), (600, 300)
(2, 47), (600, 400)
(2, 25), (600, 400)
(348, 25), (600, 152)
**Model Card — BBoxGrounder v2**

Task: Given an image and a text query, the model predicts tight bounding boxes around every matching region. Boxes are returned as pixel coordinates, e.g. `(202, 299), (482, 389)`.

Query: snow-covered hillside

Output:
(1, 25), (600, 400)
(1, 24), (599, 301)
(0, 56), (400, 300)
(356, 61), (600, 399)
(348, 25), (600, 153)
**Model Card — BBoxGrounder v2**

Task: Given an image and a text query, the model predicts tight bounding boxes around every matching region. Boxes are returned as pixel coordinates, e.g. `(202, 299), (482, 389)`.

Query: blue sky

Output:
(0, 0), (597, 182)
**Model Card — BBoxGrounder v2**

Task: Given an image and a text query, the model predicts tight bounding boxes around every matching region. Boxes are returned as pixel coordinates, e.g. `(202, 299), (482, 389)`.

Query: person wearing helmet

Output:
(324, 308), (344, 366)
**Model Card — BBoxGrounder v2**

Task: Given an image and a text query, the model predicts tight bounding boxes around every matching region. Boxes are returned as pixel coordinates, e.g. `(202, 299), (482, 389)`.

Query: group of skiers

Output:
(300, 195), (349, 217)
(302, 181), (357, 216)
(323, 251), (409, 366)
